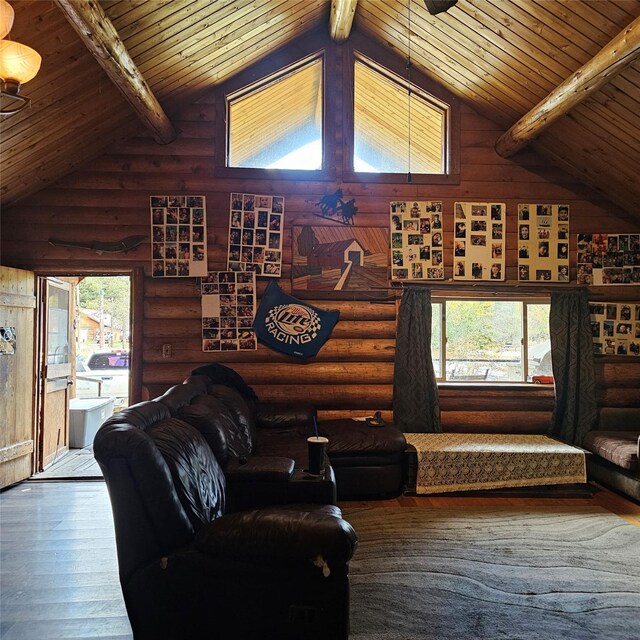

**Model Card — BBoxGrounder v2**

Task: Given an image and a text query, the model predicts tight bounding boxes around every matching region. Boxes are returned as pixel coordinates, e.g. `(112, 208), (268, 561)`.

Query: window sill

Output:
(437, 382), (555, 395)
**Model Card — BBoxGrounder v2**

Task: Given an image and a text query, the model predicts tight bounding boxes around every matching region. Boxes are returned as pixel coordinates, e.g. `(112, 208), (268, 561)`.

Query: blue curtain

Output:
(393, 287), (441, 433)
(549, 290), (598, 446)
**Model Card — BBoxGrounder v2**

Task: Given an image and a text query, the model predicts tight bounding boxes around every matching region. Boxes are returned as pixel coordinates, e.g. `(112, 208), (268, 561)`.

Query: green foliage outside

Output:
(78, 276), (130, 351)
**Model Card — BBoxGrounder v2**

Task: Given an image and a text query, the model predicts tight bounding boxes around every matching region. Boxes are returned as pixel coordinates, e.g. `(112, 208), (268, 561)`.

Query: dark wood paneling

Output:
(2, 49), (639, 430)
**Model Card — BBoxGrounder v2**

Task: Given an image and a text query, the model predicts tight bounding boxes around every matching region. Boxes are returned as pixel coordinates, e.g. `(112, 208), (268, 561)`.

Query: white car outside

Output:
(75, 350), (129, 409)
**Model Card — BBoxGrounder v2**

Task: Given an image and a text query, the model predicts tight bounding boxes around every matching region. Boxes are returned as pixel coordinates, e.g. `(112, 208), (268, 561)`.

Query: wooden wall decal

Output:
(293, 225), (388, 292)
(150, 195), (207, 277)
(228, 193), (284, 277)
(517, 204), (570, 282)
(577, 234), (640, 285)
(48, 235), (146, 254)
(200, 271), (257, 352)
(589, 301), (640, 356)
(390, 201), (444, 281)
(452, 202), (506, 281)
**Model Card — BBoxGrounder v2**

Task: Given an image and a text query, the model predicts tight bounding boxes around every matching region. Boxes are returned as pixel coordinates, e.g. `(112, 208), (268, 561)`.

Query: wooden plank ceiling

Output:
(0, 0), (639, 223)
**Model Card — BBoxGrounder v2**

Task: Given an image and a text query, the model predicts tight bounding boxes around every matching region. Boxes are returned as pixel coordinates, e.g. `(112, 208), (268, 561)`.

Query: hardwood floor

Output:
(1, 480), (638, 639)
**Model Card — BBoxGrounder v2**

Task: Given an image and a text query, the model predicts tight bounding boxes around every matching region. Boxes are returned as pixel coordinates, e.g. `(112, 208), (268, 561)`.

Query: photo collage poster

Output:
(577, 234), (640, 285)
(588, 301), (640, 356)
(390, 200), (445, 281)
(150, 195), (207, 277)
(452, 202), (505, 281)
(201, 271), (257, 352)
(228, 193), (284, 278)
(517, 204), (570, 282)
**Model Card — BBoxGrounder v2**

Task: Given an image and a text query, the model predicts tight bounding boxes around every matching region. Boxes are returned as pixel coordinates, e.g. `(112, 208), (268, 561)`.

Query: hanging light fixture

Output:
(0, 0), (14, 39)
(0, 0), (41, 116)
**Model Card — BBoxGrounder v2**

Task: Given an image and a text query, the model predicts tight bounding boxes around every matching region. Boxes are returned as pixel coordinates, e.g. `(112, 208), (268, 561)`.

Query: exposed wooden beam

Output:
(330, 0), (358, 42)
(495, 15), (640, 158)
(54, 0), (176, 144)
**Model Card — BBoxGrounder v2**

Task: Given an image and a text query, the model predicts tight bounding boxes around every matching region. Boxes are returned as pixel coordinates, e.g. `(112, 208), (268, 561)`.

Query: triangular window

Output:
(227, 56), (323, 170)
(353, 57), (447, 175)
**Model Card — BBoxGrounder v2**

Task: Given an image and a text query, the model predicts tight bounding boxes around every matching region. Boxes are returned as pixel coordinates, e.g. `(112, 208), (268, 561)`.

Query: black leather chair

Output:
(94, 401), (357, 640)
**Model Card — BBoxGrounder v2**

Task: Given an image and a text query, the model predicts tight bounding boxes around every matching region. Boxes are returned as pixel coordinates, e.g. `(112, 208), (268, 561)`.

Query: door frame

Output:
(32, 268), (142, 472)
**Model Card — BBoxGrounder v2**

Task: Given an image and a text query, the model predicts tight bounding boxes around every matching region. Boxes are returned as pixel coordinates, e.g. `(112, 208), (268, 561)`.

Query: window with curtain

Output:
(430, 298), (551, 382)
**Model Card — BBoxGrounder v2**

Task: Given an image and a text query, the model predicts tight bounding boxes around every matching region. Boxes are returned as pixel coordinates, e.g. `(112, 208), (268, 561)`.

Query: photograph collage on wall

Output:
(227, 193), (284, 277)
(390, 200), (445, 281)
(589, 301), (640, 356)
(452, 202), (505, 281)
(577, 234), (640, 285)
(150, 195), (208, 277)
(517, 204), (570, 282)
(200, 271), (257, 352)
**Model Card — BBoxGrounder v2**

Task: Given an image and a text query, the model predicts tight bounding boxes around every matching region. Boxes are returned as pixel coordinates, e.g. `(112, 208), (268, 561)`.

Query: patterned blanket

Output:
(404, 433), (587, 494)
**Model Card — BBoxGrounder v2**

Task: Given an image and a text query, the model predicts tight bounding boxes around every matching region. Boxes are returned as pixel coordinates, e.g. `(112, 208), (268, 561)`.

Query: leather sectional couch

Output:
(582, 407), (640, 502)
(94, 397), (357, 640)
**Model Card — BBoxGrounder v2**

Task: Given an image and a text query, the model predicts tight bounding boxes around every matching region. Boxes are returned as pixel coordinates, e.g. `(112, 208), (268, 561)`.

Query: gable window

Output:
(353, 58), (446, 174)
(227, 55), (324, 171)
(431, 298), (551, 382)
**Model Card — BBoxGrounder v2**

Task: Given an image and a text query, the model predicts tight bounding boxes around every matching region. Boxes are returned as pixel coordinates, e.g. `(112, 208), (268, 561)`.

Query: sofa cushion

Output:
(597, 408), (640, 432)
(147, 418), (226, 530)
(583, 431), (639, 471)
(179, 396), (243, 463)
(199, 385), (257, 454)
(319, 420), (407, 458)
(255, 427), (310, 468)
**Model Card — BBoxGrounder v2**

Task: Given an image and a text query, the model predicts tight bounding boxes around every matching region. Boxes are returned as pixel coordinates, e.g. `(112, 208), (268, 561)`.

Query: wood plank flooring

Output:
(1, 480), (638, 639)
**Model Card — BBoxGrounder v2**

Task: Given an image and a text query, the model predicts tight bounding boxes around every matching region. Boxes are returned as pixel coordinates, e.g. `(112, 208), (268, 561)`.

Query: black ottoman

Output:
(318, 419), (407, 499)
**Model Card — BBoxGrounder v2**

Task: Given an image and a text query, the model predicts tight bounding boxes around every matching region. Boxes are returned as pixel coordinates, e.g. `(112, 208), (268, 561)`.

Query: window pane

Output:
(354, 60), (445, 174)
(228, 58), (323, 170)
(431, 302), (442, 378)
(445, 301), (523, 381)
(527, 303), (551, 380)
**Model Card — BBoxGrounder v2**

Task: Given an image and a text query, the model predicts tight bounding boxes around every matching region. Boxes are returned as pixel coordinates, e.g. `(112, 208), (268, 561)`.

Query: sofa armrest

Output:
(225, 456), (295, 483)
(255, 403), (316, 429)
(194, 504), (357, 573)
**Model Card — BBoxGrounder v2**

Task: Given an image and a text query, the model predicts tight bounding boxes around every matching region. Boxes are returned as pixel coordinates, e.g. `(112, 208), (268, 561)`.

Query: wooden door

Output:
(36, 278), (74, 471)
(0, 267), (36, 489)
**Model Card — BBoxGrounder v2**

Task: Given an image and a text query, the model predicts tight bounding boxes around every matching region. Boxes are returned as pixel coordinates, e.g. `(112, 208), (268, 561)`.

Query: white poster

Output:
(453, 202), (505, 281)
(589, 301), (640, 356)
(577, 234), (640, 285)
(201, 271), (257, 351)
(150, 195), (207, 277)
(228, 193), (284, 277)
(517, 204), (569, 282)
(390, 200), (444, 281)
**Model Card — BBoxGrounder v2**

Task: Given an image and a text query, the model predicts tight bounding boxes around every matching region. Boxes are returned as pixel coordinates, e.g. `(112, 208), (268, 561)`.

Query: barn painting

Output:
(292, 226), (388, 293)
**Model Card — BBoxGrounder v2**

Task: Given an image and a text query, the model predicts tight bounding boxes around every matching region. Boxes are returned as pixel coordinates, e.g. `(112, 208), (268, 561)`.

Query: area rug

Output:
(404, 434), (586, 494)
(343, 507), (640, 640)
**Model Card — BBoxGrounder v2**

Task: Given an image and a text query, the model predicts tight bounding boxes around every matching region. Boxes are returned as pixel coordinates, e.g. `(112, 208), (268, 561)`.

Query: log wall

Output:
(3, 43), (639, 432)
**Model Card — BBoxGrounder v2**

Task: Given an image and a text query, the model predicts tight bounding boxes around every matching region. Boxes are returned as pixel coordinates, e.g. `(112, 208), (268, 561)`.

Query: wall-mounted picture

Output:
(453, 202), (505, 281)
(292, 225), (389, 292)
(228, 193), (284, 277)
(589, 301), (640, 356)
(389, 201), (444, 281)
(517, 204), (570, 282)
(200, 271), (257, 351)
(577, 234), (640, 285)
(0, 326), (16, 355)
(150, 195), (208, 277)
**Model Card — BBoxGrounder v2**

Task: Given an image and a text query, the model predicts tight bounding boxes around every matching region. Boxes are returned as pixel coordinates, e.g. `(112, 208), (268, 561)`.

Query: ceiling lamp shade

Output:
(0, 39), (41, 88)
(0, 0), (14, 40)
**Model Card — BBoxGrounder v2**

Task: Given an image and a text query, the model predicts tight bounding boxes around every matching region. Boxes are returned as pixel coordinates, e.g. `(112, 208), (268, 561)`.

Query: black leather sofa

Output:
(182, 365), (407, 500)
(94, 400), (357, 640)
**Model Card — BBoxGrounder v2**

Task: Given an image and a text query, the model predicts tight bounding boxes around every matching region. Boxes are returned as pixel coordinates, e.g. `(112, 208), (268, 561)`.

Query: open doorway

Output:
(32, 275), (132, 480)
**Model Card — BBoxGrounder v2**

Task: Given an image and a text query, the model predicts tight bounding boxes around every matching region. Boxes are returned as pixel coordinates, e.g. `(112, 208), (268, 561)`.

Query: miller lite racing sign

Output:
(253, 281), (339, 359)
